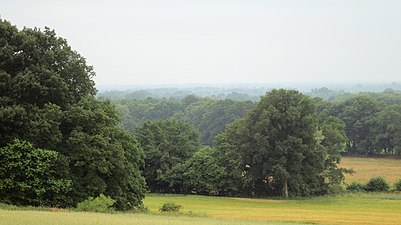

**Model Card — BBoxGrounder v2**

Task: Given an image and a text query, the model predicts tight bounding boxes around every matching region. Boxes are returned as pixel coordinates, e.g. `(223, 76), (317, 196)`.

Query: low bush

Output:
(76, 194), (115, 213)
(131, 204), (149, 213)
(394, 179), (401, 191)
(365, 177), (390, 192)
(159, 202), (182, 212)
(346, 182), (366, 192)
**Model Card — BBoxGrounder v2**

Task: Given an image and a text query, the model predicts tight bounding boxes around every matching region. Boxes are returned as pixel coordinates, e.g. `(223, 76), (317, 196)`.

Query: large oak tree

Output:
(216, 89), (346, 197)
(0, 19), (145, 210)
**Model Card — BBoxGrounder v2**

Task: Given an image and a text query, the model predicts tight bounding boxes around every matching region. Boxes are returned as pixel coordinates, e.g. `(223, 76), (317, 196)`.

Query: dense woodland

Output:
(111, 87), (401, 156)
(1, 19), (401, 210)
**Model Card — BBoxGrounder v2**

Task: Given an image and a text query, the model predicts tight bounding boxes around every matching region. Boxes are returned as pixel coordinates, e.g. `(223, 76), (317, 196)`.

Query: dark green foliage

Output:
(0, 20), (96, 106)
(337, 96), (381, 155)
(159, 202), (182, 212)
(241, 89), (326, 197)
(317, 92), (401, 156)
(61, 97), (146, 210)
(0, 19), (146, 210)
(167, 147), (225, 195)
(365, 177), (390, 192)
(370, 105), (401, 155)
(214, 119), (247, 196)
(76, 194), (116, 213)
(346, 182), (366, 192)
(394, 179), (401, 191)
(215, 89), (345, 197)
(0, 19), (95, 147)
(0, 139), (72, 207)
(317, 114), (349, 189)
(136, 119), (200, 193)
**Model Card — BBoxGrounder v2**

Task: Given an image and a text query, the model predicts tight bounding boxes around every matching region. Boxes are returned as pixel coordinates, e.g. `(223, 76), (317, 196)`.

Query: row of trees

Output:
(115, 90), (401, 156)
(113, 96), (254, 145)
(135, 90), (347, 197)
(317, 94), (401, 155)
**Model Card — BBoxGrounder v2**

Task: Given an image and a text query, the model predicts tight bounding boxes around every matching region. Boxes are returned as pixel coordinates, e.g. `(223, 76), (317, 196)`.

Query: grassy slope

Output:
(143, 193), (401, 225)
(340, 157), (401, 184)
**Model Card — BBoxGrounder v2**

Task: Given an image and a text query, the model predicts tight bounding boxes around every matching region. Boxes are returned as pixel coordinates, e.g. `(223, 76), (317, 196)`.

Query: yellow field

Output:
(143, 193), (401, 225)
(0, 209), (298, 225)
(340, 156), (401, 184)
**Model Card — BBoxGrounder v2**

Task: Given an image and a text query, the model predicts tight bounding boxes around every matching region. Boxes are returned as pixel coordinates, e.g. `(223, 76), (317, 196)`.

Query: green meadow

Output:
(0, 209), (297, 225)
(2, 157), (401, 225)
(143, 193), (401, 225)
(2, 192), (401, 225)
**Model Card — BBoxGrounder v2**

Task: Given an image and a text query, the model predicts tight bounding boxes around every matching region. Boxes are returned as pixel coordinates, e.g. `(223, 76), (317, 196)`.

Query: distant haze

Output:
(2, 0), (401, 86)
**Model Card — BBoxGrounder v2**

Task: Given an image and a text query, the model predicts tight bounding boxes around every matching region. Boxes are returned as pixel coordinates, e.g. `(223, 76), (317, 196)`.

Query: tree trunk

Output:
(282, 178), (288, 198)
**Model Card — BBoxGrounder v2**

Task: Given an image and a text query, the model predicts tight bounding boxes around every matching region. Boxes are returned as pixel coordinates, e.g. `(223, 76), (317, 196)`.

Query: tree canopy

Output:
(136, 119), (200, 193)
(0, 139), (71, 207)
(0, 19), (145, 210)
(215, 89), (346, 197)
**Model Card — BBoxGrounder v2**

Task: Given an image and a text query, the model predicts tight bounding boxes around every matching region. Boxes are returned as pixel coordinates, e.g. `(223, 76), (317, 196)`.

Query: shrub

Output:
(159, 202), (182, 212)
(365, 177), (390, 192)
(76, 194), (116, 213)
(131, 204), (149, 213)
(394, 179), (401, 191)
(0, 139), (72, 207)
(346, 182), (366, 192)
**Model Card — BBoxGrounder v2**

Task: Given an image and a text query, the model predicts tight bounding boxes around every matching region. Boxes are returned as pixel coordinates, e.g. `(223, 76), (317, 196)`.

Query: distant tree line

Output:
(112, 96), (255, 146)
(114, 88), (401, 156)
(315, 92), (401, 155)
(98, 83), (401, 101)
(98, 87), (266, 101)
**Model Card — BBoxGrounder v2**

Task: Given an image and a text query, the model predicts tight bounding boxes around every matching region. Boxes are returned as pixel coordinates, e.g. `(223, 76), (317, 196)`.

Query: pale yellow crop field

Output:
(143, 193), (401, 225)
(340, 157), (401, 184)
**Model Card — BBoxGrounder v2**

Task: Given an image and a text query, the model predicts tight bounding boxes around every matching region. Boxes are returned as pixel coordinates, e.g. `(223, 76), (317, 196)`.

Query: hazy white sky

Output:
(2, 0), (401, 85)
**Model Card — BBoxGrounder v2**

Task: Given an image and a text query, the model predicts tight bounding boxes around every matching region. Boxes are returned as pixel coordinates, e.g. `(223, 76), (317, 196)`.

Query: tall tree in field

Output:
(0, 19), (146, 209)
(217, 89), (344, 197)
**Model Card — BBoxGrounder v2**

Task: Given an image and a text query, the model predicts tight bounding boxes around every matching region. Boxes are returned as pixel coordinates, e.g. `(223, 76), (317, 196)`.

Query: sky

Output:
(1, 0), (401, 86)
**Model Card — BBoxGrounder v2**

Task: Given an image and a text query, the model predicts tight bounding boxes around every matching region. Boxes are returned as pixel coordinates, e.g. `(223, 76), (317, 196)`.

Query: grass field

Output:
(2, 157), (401, 225)
(2, 193), (401, 225)
(143, 193), (401, 225)
(340, 156), (401, 184)
(0, 209), (297, 225)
